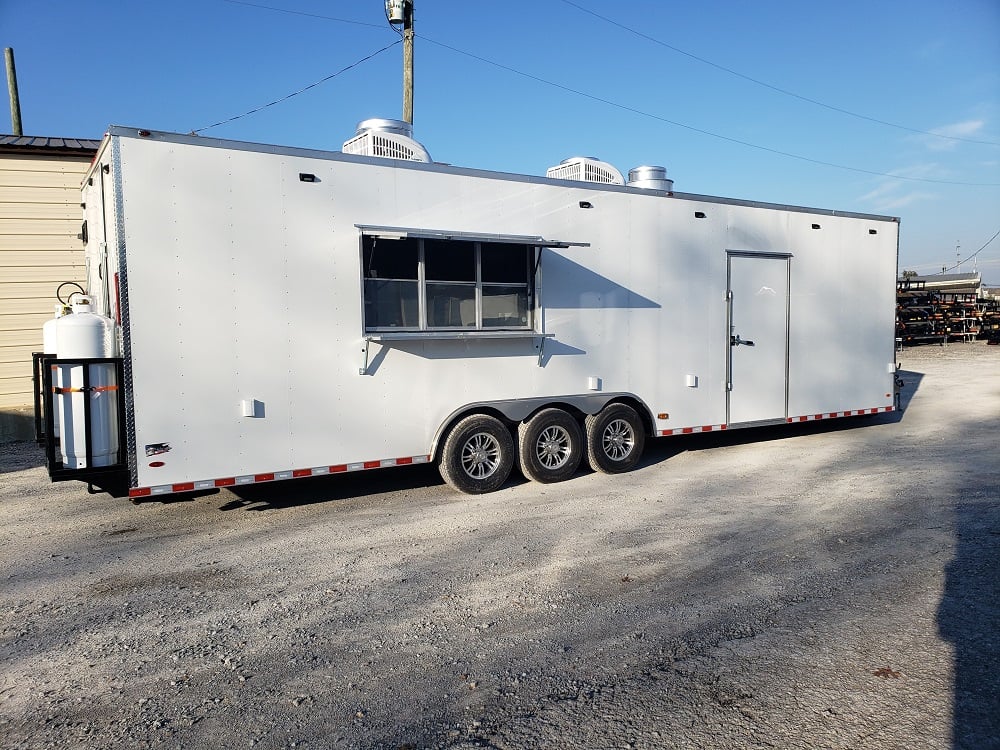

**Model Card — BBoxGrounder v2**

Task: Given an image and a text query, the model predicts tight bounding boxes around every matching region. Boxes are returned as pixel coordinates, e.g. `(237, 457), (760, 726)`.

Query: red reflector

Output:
(396, 457), (413, 465)
(129, 487), (151, 498)
(254, 473), (275, 482)
(215, 477), (236, 487)
(172, 482), (195, 492)
(293, 469), (312, 478)
(681, 427), (694, 434)
(149, 461), (165, 468)
(329, 465), (347, 473)
(363, 460), (381, 469)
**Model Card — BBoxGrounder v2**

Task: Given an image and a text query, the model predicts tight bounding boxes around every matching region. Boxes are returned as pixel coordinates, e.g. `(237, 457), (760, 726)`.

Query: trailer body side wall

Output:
(74, 128), (898, 494)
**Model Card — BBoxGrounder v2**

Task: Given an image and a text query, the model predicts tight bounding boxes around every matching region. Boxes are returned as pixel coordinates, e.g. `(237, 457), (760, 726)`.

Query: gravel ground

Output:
(1, 341), (998, 750)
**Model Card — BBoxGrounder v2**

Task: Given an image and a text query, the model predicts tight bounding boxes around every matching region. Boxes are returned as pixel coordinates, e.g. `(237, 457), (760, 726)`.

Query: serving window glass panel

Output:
(361, 234), (534, 332)
(362, 236), (419, 328)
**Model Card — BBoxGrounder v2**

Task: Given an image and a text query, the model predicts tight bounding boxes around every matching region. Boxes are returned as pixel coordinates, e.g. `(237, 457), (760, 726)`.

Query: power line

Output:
(938, 228), (1000, 274)
(213, 1), (1000, 185)
(558, 0), (1000, 148)
(192, 40), (401, 133)
(419, 34), (1000, 187)
(222, 0), (385, 29)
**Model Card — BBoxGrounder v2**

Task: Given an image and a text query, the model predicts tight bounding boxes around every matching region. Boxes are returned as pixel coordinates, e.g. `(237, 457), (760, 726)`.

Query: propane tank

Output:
(55, 296), (119, 469)
(42, 303), (71, 439)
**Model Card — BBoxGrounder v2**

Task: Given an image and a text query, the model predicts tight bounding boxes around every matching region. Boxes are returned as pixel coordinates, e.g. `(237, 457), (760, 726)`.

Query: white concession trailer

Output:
(34, 120), (899, 499)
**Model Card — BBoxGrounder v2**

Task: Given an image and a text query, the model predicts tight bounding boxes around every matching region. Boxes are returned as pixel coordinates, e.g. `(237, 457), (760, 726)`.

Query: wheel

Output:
(438, 414), (514, 494)
(517, 408), (583, 484)
(585, 403), (645, 474)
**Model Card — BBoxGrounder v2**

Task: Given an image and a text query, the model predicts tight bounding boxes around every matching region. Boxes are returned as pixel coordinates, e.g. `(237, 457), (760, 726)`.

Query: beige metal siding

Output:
(0, 153), (91, 409)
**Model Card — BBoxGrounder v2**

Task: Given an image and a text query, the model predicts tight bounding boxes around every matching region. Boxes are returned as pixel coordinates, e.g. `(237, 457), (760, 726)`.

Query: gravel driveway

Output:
(1, 342), (998, 750)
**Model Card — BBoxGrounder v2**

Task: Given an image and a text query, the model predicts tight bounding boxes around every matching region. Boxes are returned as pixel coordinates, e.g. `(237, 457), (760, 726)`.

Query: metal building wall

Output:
(0, 144), (94, 440)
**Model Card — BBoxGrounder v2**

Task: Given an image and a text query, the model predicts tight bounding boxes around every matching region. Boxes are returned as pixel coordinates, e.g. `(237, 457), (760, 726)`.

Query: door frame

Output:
(725, 250), (793, 427)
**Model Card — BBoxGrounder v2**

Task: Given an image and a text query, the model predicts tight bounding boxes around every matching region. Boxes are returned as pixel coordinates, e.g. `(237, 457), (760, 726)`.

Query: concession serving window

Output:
(357, 225), (585, 336)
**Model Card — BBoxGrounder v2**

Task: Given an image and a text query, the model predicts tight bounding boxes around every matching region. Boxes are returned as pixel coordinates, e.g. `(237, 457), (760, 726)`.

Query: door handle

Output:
(730, 334), (755, 347)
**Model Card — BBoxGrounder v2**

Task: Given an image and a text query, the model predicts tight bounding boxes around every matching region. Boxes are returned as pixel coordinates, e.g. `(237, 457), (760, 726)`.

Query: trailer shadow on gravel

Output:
(220, 463), (451, 511)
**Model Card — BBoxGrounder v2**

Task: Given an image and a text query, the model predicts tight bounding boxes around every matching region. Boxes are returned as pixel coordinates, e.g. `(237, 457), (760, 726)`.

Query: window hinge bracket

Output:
(360, 337), (372, 375)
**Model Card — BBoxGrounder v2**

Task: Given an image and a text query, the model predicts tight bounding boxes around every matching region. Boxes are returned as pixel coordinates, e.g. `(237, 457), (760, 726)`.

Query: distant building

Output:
(0, 135), (100, 442)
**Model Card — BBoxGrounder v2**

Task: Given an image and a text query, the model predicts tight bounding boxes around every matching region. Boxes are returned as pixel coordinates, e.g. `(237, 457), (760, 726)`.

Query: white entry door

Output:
(727, 253), (790, 425)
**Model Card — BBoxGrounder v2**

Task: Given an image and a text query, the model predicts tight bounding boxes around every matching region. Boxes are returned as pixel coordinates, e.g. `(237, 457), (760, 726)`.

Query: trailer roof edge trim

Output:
(103, 126), (899, 223)
(355, 225), (588, 248)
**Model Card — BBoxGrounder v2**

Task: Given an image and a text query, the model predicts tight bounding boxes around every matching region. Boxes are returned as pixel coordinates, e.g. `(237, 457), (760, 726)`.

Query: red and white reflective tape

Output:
(786, 406), (893, 423)
(659, 423), (728, 437)
(658, 406), (893, 437)
(128, 454), (431, 499)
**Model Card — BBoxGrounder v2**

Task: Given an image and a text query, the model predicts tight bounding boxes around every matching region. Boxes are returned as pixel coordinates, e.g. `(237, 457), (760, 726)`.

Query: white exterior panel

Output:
(77, 128), (898, 493)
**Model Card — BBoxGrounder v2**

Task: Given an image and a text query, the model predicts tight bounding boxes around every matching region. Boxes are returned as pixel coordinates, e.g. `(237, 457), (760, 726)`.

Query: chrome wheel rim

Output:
(461, 432), (502, 479)
(602, 418), (635, 461)
(535, 425), (572, 470)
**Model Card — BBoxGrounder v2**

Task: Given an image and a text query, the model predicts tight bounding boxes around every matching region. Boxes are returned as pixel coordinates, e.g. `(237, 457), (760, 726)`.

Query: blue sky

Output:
(4, 0), (998, 280)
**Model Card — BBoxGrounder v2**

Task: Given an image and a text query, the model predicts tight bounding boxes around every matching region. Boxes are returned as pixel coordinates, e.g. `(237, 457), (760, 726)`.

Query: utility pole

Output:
(5, 48), (23, 136)
(386, 0), (414, 124)
(402, 1), (414, 124)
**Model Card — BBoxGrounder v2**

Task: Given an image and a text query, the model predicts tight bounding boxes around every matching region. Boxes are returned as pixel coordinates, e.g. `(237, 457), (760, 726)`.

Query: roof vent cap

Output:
(546, 156), (625, 185)
(627, 165), (673, 192)
(343, 118), (431, 162)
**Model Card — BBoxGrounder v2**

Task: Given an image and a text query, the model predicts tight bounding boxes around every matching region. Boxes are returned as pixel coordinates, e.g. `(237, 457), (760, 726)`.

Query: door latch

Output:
(730, 334), (755, 347)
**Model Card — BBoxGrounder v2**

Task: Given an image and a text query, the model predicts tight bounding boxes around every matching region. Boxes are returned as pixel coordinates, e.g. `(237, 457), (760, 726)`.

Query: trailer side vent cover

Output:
(811, 223), (822, 230)
(694, 211), (707, 219)
(342, 118), (432, 163)
(546, 157), (625, 185)
(869, 229), (878, 235)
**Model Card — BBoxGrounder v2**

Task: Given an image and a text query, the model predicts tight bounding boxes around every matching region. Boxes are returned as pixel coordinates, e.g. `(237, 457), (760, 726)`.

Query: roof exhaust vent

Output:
(546, 157), (625, 185)
(342, 118), (431, 163)
(627, 165), (673, 193)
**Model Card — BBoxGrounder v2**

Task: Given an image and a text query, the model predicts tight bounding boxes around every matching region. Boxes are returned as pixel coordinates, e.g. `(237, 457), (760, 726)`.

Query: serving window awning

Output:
(355, 224), (588, 249)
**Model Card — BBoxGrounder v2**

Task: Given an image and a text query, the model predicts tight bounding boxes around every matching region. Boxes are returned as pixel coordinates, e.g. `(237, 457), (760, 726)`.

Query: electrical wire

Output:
(212, 1), (999, 185)
(192, 40), (401, 133)
(558, 0), (1000, 148)
(419, 34), (1000, 187)
(937, 228), (1000, 274)
(222, 0), (384, 29)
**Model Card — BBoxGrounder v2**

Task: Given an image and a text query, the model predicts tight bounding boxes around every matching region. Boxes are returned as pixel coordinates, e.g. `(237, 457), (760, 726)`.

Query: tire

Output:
(438, 414), (514, 494)
(585, 403), (646, 474)
(517, 408), (583, 484)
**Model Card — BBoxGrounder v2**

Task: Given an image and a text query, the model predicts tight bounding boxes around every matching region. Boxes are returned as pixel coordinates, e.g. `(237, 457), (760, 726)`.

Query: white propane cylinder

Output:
(42, 304), (69, 440)
(55, 296), (119, 469)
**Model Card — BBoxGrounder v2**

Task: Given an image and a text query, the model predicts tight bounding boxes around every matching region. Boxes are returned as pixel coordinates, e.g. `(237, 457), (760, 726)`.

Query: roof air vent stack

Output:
(546, 157), (625, 185)
(627, 165), (673, 193)
(342, 118), (431, 163)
